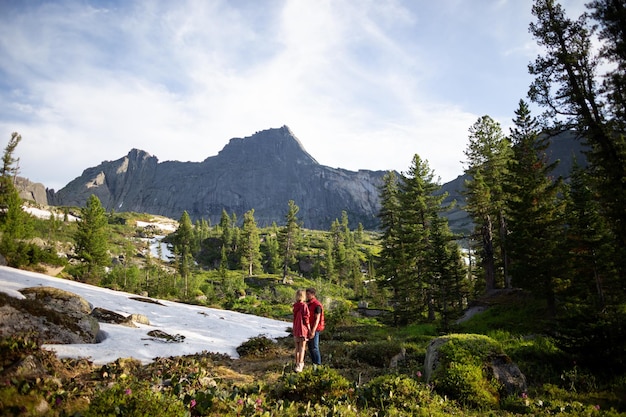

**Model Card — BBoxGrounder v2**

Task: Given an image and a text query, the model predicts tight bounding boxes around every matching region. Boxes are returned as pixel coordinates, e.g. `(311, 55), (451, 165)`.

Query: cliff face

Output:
(50, 126), (386, 229)
(15, 177), (48, 205)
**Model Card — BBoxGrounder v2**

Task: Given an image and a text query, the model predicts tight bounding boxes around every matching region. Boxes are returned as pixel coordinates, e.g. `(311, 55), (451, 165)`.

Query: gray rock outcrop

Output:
(49, 126), (387, 230)
(0, 287), (100, 344)
(15, 176), (48, 205)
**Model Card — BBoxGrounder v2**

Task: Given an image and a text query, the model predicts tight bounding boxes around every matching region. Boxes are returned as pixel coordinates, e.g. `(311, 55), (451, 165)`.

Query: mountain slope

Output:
(48, 128), (587, 232)
(50, 126), (386, 230)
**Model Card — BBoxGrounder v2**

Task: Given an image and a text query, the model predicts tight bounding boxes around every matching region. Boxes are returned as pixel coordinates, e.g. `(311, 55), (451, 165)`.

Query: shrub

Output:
(84, 382), (188, 417)
(436, 361), (500, 409)
(271, 366), (352, 405)
(358, 374), (427, 411)
(351, 340), (404, 368)
(236, 335), (280, 358)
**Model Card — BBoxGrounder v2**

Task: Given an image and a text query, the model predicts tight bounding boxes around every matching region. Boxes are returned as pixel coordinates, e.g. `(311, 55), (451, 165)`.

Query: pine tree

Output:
(377, 171), (408, 325)
(172, 211), (195, 297)
(74, 194), (110, 281)
(323, 236), (336, 283)
(400, 154), (449, 322)
(262, 222), (281, 274)
(427, 212), (467, 331)
(529, 0), (626, 277)
(0, 133), (33, 266)
(504, 100), (565, 314)
(219, 209), (232, 250)
(0, 132), (21, 214)
(563, 163), (615, 311)
(240, 209), (261, 276)
(279, 200), (301, 283)
(588, 0), (626, 127)
(463, 115), (512, 291)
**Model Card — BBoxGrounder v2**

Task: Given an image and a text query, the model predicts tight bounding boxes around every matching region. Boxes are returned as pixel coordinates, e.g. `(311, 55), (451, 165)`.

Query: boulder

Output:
(91, 307), (137, 327)
(0, 287), (100, 344)
(89, 308), (151, 326)
(424, 334), (527, 408)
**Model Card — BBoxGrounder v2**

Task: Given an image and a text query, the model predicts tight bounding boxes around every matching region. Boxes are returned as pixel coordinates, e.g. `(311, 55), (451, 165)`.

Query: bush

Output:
(271, 366), (352, 405)
(436, 361), (500, 409)
(236, 335), (280, 358)
(358, 374), (427, 411)
(351, 340), (404, 368)
(84, 382), (188, 417)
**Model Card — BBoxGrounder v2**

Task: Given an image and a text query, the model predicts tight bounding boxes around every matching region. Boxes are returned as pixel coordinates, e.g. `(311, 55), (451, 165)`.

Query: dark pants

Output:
(307, 331), (322, 365)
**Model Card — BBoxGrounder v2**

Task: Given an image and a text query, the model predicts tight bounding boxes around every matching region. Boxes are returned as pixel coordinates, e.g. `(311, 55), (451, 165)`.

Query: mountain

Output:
(43, 127), (587, 232)
(48, 126), (387, 230)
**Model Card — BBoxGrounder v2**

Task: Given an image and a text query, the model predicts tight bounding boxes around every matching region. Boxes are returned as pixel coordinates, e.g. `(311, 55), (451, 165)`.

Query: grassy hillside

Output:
(1, 204), (625, 416)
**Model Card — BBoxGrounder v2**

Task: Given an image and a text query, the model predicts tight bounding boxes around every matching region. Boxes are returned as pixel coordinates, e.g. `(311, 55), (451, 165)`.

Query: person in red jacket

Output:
(306, 287), (324, 366)
(292, 289), (310, 373)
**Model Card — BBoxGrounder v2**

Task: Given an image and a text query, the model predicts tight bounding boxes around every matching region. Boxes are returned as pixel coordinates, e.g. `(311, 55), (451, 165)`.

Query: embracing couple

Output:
(292, 287), (325, 373)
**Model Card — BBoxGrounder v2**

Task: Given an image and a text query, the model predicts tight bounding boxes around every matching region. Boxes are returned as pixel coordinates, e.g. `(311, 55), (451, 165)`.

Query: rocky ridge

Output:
(48, 126), (386, 230)
(23, 127), (587, 233)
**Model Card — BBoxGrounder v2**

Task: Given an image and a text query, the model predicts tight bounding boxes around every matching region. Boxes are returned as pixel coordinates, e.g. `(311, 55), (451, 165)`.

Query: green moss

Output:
(437, 334), (503, 365)
(431, 334), (504, 409)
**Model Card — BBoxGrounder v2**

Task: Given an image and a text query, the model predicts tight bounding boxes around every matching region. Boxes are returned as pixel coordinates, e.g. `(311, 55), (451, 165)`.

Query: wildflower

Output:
(190, 399), (197, 408)
(416, 371), (422, 378)
(256, 398), (262, 405)
(125, 388), (132, 396)
(55, 397), (63, 406)
(521, 392), (528, 399)
(595, 405), (601, 410)
(237, 399), (244, 405)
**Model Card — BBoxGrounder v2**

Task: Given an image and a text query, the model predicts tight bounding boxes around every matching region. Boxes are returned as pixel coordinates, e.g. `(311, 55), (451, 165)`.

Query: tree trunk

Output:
(482, 214), (496, 291)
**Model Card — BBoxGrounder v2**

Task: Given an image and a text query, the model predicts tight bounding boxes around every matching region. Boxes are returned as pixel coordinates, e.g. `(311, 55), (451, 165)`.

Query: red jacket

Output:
(307, 297), (325, 332)
(292, 301), (310, 338)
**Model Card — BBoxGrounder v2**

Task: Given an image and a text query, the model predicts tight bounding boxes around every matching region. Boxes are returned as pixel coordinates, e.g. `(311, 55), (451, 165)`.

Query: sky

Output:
(0, 0), (588, 191)
(0, 265), (290, 365)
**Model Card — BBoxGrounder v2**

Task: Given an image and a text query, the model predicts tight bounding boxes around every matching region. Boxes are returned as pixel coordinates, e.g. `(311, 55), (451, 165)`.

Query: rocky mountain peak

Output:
(214, 125), (318, 166)
(49, 126), (386, 229)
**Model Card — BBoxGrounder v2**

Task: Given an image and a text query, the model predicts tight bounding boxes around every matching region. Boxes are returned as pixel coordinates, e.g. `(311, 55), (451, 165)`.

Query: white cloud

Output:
(0, 0), (590, 191)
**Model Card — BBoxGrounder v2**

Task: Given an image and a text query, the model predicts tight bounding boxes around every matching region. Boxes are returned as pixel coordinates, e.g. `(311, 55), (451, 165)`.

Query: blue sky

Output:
(0, 0), (587, 191)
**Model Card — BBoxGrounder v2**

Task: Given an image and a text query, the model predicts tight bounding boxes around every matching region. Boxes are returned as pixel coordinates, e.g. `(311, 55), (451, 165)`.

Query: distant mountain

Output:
(31, 127), (587, 233)
(48, 126), (387, 230)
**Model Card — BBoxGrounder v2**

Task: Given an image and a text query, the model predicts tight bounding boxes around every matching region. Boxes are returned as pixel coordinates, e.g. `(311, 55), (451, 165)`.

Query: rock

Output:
(487, 354), (528, 396)
(424, 334), (527, 408)
(91, 307), (137, 327)
(423, 337), (449, 382)
(389, 347), (406, 368)
(15, 176), (48, 205)
(129, 313), (150, 325)
(0, 287), (100, 344)
(20, 286), (93, 315)
(49, 126), (387, 230)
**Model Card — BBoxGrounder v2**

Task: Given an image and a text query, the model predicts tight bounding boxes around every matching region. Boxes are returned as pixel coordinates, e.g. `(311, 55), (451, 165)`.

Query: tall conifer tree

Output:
(505, 100), (564, 314)
(279, 200), (301, 283)
(74, 194), (110, 281)
(172, 211), (194, 297)
(463, 116), (512, 290)
(240, 209), (261, 276)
